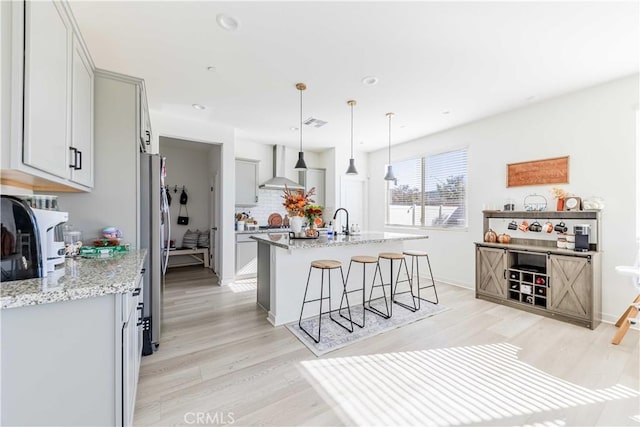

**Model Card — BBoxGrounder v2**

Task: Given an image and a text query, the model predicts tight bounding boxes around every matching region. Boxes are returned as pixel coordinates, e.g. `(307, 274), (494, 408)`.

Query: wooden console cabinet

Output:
(476, 211), (602, 329)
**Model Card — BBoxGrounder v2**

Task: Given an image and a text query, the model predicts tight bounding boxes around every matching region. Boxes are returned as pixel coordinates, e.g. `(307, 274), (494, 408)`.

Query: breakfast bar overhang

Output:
(251, 232), (429, 326)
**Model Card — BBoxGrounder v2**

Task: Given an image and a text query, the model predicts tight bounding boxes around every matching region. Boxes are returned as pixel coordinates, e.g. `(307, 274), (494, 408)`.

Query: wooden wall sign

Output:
(507, 156), (569, 187)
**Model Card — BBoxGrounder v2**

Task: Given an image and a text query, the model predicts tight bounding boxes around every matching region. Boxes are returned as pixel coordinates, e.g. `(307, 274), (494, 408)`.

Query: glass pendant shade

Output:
(294, 151), (308, 170)
(384, 164), (396, 181)
(346, 158), (358, 175)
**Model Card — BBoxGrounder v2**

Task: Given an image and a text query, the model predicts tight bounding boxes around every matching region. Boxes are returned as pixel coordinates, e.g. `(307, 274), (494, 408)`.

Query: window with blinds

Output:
(386, 148), (467, 229)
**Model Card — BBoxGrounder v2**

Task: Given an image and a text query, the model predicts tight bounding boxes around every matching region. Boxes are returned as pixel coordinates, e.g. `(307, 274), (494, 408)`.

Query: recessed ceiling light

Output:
(361, 76), (379, 86)
(441, 110), (451, 115)
(526, 95), (537, 101)
(192, 104), (206, 110)
(400, 125), (407, 129)
(290, 127), (299, 131)
(206, 66), (216, 72)
(216, 13), (239, 31)
(359, 141), (365, 145)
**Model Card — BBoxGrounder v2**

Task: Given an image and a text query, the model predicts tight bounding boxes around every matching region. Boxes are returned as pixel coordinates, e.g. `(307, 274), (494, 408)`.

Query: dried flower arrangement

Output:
(282, 185), (316, 217)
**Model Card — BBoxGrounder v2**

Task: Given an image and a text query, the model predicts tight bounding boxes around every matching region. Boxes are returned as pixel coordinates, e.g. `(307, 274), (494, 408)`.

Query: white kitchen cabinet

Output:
(235, 159), (259, 206)
(22, 0), (71, 179)
(236, 233), (258, 277)
(138, 85), (152, 153)
(55, 70), (146, 249)
(0, 274), (144, 427)
(122, 279), (143, 427)
(1, 0), (94, 191)
(70, 35), (94, 187)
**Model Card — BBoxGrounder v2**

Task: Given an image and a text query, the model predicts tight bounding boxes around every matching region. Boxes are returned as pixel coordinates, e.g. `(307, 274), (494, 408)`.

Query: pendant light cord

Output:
(388, 113), (392, 163)
(299, 87), (303, 152)
(350, 102), (354, 158)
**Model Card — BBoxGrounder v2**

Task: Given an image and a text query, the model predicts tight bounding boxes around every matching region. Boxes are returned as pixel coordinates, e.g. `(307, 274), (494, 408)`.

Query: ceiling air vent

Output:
(303, 117), (328, 128)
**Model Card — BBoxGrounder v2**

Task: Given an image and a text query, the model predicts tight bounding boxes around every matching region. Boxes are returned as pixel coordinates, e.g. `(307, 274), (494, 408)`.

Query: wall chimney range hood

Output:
(259, 145), (305, 190)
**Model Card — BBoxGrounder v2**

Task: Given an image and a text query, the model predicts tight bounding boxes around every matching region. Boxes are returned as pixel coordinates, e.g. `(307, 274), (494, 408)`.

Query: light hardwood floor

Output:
(135, 267), (639, 426)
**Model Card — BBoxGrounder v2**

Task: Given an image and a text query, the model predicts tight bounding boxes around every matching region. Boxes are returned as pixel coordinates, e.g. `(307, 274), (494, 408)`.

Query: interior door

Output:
(210, 172), (219, 275)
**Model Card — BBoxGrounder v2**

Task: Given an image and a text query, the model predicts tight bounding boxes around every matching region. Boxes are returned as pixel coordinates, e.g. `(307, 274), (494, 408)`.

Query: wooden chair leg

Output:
(612, 305), (638, 345)
(615, 294), (640, 327)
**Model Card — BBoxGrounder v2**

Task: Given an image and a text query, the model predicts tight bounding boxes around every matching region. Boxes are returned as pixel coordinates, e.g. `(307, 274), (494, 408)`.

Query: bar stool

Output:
(368, 252), (416, 318)
(298, 259), (354, 343)
(403, 250), (439, 308)
(339, 255), (379, 328)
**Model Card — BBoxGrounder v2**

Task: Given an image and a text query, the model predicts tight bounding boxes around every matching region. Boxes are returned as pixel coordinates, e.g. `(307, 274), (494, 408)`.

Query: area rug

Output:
(286, 296), (449, 356)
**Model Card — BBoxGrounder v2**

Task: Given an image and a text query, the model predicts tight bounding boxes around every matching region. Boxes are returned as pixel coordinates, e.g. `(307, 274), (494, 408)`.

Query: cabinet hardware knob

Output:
(145, 130), (151, 144)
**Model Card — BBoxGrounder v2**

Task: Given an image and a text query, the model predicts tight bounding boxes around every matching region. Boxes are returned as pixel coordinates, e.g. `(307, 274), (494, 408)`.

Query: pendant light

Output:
(294, 83), (308, 171)
(383, 112), (396, 181)
(345, 100), (358, 175)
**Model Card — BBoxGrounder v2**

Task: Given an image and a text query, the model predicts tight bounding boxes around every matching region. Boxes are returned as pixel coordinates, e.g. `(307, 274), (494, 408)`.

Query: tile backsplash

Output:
(235, 189), (287, 225)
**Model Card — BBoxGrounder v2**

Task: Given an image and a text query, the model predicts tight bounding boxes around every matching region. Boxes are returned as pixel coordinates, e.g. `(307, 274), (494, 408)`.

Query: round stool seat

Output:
(379, 252), (404, 260)
(403, 250), (428, 257)
(351, 255), (378, 264)
(311, 259), (342, 269)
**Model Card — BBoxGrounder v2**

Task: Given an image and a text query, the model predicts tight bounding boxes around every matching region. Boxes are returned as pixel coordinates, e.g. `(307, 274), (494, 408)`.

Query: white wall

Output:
(151, 110), (235, 285)
(367, 75), (639, 324)
(159, 140), (212, 247)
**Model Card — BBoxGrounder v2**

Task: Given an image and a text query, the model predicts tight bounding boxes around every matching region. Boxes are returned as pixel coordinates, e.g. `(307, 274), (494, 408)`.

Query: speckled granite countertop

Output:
(251, 231), (428, 250)
(1, 250), (147, 309)
(236, 228), (290, 235)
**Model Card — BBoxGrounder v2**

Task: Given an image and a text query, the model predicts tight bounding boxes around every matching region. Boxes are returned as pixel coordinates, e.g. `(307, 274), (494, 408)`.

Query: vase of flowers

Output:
(282, 185), (316, 235)
(304, 204), (323, 237)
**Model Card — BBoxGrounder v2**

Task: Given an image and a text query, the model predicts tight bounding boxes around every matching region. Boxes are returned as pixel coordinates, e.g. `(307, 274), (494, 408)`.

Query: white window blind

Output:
(386, 148), (467, 229)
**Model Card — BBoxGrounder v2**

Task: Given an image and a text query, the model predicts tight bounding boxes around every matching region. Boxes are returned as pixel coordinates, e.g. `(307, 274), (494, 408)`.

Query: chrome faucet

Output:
(333, 208), (350, 235)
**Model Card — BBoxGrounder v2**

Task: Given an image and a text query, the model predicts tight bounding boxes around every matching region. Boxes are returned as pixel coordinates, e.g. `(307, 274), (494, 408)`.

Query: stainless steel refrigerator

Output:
(139, 153), (170, 350)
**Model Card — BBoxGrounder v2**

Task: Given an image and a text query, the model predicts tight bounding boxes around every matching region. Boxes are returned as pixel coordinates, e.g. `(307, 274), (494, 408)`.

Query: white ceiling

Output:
(69, 1), (639, 153)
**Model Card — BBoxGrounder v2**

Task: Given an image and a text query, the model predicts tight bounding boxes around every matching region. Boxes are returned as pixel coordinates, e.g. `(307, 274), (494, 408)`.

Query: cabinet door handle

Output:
(69, 147), (77, 169)
(503, 269), (506, 279)
(145, 130), (151, 144)
(255, 195), (258, 203)
(132, 287), (141, 296)
(75, 150), (82, 170)
(136, 303), (144, 326)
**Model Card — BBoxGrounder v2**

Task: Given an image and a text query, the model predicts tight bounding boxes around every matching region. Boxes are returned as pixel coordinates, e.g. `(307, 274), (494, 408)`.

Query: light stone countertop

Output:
(251, 231), (428, 250)
(1, 249), (147, 309)
(236, 228), (291, 235)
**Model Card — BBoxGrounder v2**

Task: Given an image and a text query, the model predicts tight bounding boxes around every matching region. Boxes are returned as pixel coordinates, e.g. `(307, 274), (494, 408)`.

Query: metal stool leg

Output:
(366, 261), (391, 319)
(330, 266), (354, 332)
(340, 261), (365, 328)
(393, 258), (417, 312)
(298, 266), (321, 343)
(415, 254), (439, 307)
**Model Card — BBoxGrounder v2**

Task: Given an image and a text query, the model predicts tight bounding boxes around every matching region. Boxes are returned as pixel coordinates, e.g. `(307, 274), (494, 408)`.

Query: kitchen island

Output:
(251, 231), (428, 326)
(1, 250), (146, 427)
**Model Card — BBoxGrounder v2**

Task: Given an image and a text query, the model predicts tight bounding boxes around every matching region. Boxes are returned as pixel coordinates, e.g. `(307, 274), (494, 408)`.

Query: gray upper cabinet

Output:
(2, 0), (94, 191)
(235, 159), (259, 206)
(138, 86), (152, 153)
(22, 0), (71, 180)
(70, 36), (94, 187)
